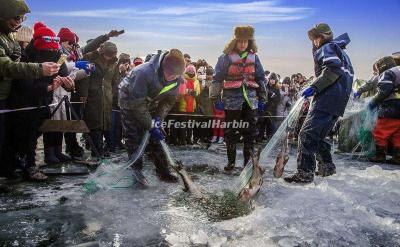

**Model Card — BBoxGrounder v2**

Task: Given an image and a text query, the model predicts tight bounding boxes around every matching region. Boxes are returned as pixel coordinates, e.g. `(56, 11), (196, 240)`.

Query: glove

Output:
(353, 91), (361, 99)
(150, 117), (164, 141)
(258, 101), (266, 112)
(368, 101), (377, 111)
(188, 89), (196, 97)
(75, 61), (96, 74)
(214, 100), (224, 111)
(302, 86), (316, 98)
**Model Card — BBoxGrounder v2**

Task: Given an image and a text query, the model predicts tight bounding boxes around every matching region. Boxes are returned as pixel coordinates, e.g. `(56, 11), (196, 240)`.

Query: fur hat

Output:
(223, 25), (258, 55)
(162, 48), (185, 76)
(33, 22), (59, 51)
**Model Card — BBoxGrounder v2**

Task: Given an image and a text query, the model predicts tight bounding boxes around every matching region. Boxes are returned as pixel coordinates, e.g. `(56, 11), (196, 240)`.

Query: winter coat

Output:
(311, 33), (354, 117)
(7, 42), (68, 109)
(356, 75), (378, 97)
(197, 79), (214, 116)
(371, 66), (400, 119)
(178, 76), (201, 113)
(0, 32), (42, 100)
(78, 51), (119, 131)
(118, 51), (184, 130)
(266, 84), (281, 116)
(210, 51), (267, 110)
(276, 89), (291, 118)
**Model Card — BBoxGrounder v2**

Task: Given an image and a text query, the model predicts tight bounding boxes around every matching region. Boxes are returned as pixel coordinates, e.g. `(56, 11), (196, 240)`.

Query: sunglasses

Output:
(42, 36), (60, 43)
(12, 15), (27, 22)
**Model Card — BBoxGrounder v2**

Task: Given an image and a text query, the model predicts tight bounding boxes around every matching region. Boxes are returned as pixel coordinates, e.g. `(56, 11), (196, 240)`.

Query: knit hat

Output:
(224, 25), (258, 54)
(133, 57), (143, 66)
(15, 25), (32, 42)
(206, 67), (214, 76)
(33, 22), (60, 50)
(374, 56), (397, 75)
(118, 53), (130, 65)
(308, 23), (333, 41)
(162, 48), (185, 76)
(185, 64), (196, 75)
(0, 0), (30, 20)
(99, 41), (118, 57)
(268, 72), (278, 82)
(58, 28), (78, 44)
(392, 52), (400, 66)
(282, 76), (291, 85)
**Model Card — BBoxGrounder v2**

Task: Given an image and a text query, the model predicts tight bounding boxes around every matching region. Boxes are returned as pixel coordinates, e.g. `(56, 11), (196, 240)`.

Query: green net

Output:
(357, 108), (378, 157)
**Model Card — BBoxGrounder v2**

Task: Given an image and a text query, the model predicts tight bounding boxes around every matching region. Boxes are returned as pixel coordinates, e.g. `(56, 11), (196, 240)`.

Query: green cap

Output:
(0, 0), (30, 20)
(374, 56), (397, 74)
(308, 23), (333, 40)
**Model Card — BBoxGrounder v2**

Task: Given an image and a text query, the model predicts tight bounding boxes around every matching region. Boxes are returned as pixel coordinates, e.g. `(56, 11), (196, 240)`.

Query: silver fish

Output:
(273, 132), (290, 178)
(238, 149), (265, 201)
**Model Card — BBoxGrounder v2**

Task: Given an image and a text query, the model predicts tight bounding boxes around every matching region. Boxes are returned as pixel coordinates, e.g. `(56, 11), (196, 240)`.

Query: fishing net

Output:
(174, 190), (252, 222)
(82, 132), (151, 193)
(339, 98), (378, 157)
(234, 97), (306, 194)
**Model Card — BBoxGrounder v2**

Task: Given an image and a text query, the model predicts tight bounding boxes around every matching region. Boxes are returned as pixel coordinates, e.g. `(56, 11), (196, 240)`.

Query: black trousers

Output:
(2, 107), (49, 173)
(121, 108), (170, 175)
(225, 103), (258, 166)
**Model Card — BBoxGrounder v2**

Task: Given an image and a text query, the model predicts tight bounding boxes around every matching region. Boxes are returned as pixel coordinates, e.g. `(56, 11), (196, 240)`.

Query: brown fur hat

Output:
(223, 25), (258, 55)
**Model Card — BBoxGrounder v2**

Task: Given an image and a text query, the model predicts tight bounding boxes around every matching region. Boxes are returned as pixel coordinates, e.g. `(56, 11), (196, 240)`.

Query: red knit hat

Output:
(58, 28), (78, 44)
(33, 22), (60, 50)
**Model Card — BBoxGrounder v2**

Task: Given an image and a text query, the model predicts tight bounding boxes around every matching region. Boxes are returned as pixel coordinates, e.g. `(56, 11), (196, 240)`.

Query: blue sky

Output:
(25, 0), (399, 79)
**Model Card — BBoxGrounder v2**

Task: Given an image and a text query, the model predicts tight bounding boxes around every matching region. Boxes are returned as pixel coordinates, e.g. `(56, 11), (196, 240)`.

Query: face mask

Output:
(198, 74), (206, 81)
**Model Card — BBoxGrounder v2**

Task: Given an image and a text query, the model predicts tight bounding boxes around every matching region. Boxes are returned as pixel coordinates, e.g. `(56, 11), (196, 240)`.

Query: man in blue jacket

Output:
(285, 23), (354, 183)
(118, 49), (185, 183)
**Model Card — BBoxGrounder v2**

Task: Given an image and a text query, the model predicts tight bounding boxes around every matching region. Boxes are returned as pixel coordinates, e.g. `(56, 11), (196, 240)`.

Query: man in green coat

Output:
(0, 0), (60, 177)
(78, 42), (120, 158)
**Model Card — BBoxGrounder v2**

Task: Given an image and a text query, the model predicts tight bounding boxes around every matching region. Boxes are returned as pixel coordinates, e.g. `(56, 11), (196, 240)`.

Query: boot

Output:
(284, 170), (314, 183)
(130, 159), (148, 187)
(44, 147), (60, 164)
(55, 146), (72, 163)
(224, 144), (236, 171)
(66, 144), (84, 158)
(316, 162), (336, 177)
(153, 155), (178, 183)
(24, 167), (48, 181)
(389, 148), (400, 165)
(243, 146), (254, 167)
(368, 146), (386, 163)
(210, 136), (218, 143)
(217, 137), (224, 144)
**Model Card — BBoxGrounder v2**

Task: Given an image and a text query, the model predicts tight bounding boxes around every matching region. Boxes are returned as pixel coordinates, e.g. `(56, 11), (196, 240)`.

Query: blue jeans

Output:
(110, 110), (122, 149)
(297, 109), (338, 173)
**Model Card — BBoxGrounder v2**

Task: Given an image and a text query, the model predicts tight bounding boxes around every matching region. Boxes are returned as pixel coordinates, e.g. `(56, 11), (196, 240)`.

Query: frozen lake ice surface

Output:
(0, 144), (399, 246)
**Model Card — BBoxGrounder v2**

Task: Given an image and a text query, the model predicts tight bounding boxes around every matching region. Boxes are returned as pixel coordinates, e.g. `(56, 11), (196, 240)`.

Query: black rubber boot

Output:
(44, 147), (61, 165)
(55, 146), (72, 163)
(389, 148), (400, 165)
(243, 146), (254, 167)
(368, 146), (386, 163)
(224, 144), (236, 171)
(284, 170), (314, 183)
(153, 153), (178, 183)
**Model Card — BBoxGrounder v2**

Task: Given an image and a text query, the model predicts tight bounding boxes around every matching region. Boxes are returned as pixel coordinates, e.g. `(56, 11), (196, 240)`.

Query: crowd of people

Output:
(0, 0), (399, 184)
